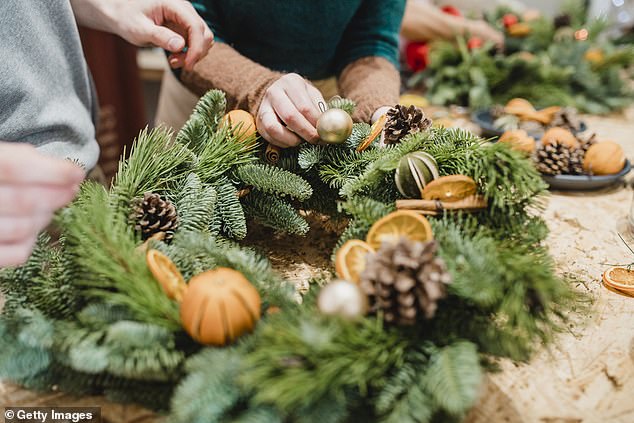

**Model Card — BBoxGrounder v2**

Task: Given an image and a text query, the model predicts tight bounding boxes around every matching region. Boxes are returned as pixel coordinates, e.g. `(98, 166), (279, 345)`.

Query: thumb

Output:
(146, 25), (186, 52)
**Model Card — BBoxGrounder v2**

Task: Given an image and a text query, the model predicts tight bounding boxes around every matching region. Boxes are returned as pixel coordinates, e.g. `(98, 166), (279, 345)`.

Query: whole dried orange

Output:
(146, 249), (187, 302)
(357, 114), (386, 152)
(366, 210), (433, 250)
(221, 109), (257, 143)
(335, 240), (374, 284)
(422, 175), (477, 202)
(603, 266), (634, 295)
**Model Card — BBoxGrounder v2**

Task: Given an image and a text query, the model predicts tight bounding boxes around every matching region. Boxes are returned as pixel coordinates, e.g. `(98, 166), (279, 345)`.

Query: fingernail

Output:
(167, 37), (182, 52)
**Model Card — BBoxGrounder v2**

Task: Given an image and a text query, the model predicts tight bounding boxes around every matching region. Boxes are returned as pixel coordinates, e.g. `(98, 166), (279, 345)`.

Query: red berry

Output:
(405, 42), (430, 72)
(502, 14), (519, 28)
(441, 5), (462, 17)
(467, 37), (483, 49)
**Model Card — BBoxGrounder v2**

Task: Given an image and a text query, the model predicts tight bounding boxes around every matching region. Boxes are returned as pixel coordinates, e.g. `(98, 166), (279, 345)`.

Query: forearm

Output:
(69, 0), (120, 33)
(180, 43), (282, 116)
(338, 57), (400, 123)
(401, 1), (466, 41)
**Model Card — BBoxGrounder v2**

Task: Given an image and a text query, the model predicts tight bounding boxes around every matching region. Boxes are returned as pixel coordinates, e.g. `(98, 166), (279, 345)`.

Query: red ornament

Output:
(440, 5), (462, 17)
(405, 42), (430, 72)
(502, 14), (519, 28)
(467, 37), (483, 50)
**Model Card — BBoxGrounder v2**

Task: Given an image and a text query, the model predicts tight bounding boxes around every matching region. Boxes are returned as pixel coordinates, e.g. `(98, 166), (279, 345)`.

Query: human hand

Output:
(0, 143), (85, 267)
(256, 73), (326, 148)
(71, 0), (213, 70)
(466, 20), (504, 47)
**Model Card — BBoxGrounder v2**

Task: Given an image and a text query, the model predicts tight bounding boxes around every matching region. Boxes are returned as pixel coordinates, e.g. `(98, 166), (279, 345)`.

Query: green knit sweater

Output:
(190, 0), (406, 80)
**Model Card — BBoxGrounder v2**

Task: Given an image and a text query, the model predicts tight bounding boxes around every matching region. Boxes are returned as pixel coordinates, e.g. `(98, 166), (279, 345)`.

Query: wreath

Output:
(0, 91), (576, 422)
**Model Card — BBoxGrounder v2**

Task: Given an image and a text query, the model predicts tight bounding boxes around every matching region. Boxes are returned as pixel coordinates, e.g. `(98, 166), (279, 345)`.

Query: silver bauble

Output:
(317, 279), (368, 319)
(317, 109), (353, 145)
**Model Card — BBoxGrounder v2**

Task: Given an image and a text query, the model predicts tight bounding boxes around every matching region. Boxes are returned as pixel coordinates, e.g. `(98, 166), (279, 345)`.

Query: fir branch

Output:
(241, 316), (407, 414)
(212, 179), (248, 239)
(112, 127), (193, 214)
(423, 342), (482, 416)
(62, 183), (181, 330)
(170, 347), (246, 423)
(176, 115), (210, 154)
(175, 173), (217, 233)
(195, 125), (258, 184)
(234, 163), (313, 201)
(242, 191), (309, 236)
(298, 144), (328, 172)
(328, 97), (356, 115)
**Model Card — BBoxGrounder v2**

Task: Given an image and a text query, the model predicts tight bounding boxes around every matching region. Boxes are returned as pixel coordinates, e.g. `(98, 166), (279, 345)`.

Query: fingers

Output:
(168, 52), (186, 69)
(0, 185), (79, 216)
(0, 215), (52, 243)
(271, 90), (319, 142)
(0, 144), (85, 186)
(148, 25), (186, 53)
(0, 236), (38, 268)
(161, 0), (214, 71)
(257, 102), (302, 148)
(287, 84), (323, 127)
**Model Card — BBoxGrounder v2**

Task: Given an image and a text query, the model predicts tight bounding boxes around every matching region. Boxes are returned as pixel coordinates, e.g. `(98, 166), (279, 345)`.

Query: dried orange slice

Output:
(366, 210), (433, 250)
(422, 175), (477, 202)
(335, 240), (374, 284)
(357, 114), (386, 152)
(603, 266), (634, 295)
(146, 249), (187, 302)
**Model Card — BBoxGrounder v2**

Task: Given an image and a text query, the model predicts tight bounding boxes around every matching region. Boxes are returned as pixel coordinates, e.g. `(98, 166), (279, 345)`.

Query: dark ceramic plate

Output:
(541, 160), (631, 191)
(472, 109), (587, 139)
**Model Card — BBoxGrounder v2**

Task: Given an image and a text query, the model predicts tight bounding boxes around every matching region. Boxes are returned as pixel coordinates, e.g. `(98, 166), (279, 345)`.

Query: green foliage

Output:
(328, 96), (356, 115)
(241, 191), (309, 236)
(423, 342), (482, 416)
(174, 173), (217, 234)
(213, 178), (248, 239)
(241, 315), (407, 415)
(234, 163), (313, 201)
(111, 127), (193, 214)
(412, 5), (634, 113)
(62, 183), (181, 330)
(195, 125), (258, 184)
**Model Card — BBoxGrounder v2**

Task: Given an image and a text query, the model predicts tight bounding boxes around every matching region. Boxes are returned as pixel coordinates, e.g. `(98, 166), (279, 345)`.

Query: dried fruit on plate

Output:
(583, 141), (625, 175)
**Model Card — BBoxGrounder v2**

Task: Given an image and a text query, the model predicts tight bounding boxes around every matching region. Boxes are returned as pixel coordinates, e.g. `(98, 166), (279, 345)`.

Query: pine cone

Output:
(568, 148), (586, 175)
(554, 13), (572, 29)
(359, 238), (451, 325)
(535, 142), (573, 175)
(549, 107), (582, 133)
(130, 192), (178, 242)
(383, 105), (432, 145)
(490, 104), (506, 119)
(578, 132), (598, 154)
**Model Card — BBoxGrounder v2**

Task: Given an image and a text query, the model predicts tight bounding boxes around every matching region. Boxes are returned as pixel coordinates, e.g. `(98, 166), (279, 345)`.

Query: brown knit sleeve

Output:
(338, 56), (401, 123)
(180, 43), (282, 117)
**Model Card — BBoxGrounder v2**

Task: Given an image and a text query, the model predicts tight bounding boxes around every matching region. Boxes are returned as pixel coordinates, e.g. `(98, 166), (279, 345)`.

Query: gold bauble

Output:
(317, 279), (368, 319)
(317, 109), (353, 145)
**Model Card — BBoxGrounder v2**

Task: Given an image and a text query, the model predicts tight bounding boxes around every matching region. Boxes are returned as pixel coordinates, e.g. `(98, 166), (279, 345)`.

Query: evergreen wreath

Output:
(0, 90), (578, 422)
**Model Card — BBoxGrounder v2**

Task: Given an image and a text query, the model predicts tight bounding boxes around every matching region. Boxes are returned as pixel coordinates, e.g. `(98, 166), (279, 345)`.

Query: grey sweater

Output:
(0, 0), (99, 169)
